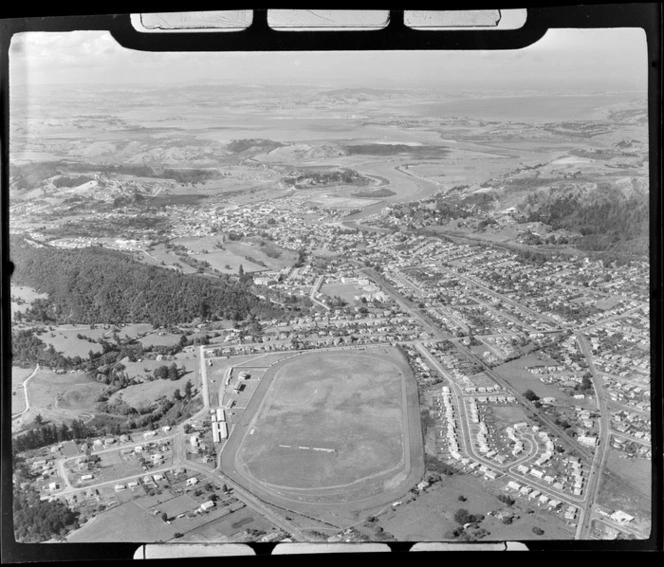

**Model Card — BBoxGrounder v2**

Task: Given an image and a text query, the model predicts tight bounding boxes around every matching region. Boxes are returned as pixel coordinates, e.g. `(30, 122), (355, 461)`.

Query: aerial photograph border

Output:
(1, 4), (662, 563)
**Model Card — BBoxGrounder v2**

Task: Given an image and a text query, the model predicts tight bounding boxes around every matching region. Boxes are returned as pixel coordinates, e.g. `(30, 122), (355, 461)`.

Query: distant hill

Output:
(10, 238), (285, 326)
(227, 139), (284, 154)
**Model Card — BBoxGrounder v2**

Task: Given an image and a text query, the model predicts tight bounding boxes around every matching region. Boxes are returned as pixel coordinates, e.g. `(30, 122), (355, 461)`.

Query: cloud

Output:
(8, 28), (648, 91)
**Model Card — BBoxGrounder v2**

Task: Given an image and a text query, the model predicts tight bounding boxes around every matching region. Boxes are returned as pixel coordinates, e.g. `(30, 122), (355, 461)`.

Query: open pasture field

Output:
(114, 323), (155, 340)
(37, 328), (103, 358)
(378, 473), (574, 541)
(117, 355), (191, 382)
(68, 501), (178, 542)
(138, 332), (183, 348)
(10, 285), (47, 314)
(155, 493), (200, 518)
(109, 374), (195, 408)
(225, 241), (297, 272)
(223, 346), (424, 512)
(180, 505), (273, 543)
(202, 250), (266, 274)
(139, 245), (199, 274)
(320, 282), (366, 303)
(170, 235), (226, 253)
(169, 237), (269, 273)
(597, 471), (652, 532)
(604, 449), (651, 497)
(20, 369), (105, 425)
(493, 355), (574, 401)
(485, 403), (529, 430)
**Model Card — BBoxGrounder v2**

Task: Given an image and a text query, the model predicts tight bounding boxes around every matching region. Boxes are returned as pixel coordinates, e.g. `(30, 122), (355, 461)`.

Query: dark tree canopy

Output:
(11, 238), (286, 326)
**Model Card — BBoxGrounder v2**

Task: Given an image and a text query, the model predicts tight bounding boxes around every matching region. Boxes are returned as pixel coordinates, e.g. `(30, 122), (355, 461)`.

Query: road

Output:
(575, 332), (611, 539)
(455, 272), (561, 328)
(309, 275), (330, 311)
(416, 343), (586, 508)
(12, 364), (39, 420)
(362, 254), (651, 538)
(452, 339), (597, 464)
(368, 263), (597, 463)
(360, 267), (449, 341)
(199, 346), (210, 412)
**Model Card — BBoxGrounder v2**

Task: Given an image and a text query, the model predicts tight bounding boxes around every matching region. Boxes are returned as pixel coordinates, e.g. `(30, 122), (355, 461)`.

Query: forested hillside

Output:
(10, 239), (285, 326)
(519, 182), (649, 256)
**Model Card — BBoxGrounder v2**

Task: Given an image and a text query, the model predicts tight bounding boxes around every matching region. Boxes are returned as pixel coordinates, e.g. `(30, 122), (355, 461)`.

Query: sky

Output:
(9, 27), (648, 93)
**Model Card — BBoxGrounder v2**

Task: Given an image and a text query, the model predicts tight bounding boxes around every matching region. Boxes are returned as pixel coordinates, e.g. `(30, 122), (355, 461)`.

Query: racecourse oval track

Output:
(219, 346), (424, 514)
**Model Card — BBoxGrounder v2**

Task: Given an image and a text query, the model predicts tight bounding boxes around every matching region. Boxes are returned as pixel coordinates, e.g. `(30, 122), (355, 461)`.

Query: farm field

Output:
(222, 346), (424, 513)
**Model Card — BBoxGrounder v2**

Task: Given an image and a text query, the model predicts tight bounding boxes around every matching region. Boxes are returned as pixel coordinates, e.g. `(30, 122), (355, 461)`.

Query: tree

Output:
(454, 509), (472, 525)
(173, 389), (182, 401)
(184, 380), (193, 399)
(580, 375), (594, 391)
(523, 389), (540, 402)
(154, 365), (169, 380)
(497, 494), (515, 506)
(34, 414), (44, 427)
(168, 363), (179, 381)
(161, 513), (168, 522)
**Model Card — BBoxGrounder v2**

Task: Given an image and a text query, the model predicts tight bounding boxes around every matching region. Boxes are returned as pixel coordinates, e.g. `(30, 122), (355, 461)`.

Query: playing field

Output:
(222, 346), (424, 512)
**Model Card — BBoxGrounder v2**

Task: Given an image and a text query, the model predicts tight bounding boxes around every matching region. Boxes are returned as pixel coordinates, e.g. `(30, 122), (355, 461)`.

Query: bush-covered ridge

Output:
(519, 183), (649, 255)
(11, 238), (284, 326)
